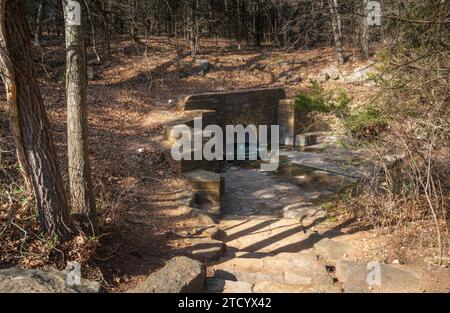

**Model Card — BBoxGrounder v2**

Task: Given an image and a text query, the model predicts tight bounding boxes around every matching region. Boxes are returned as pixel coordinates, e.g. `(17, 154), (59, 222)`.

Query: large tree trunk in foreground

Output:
(0, 0), (73, 240)
(63, 0), (96, 231)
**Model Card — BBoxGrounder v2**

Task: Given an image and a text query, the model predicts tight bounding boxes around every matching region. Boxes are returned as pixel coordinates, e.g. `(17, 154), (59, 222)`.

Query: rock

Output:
(182, 238), (226, 262)
(316, 72), (330, 82)
(177, 72), (189, 79)
(288, 74), (303, 84)
(192, 59), (211, 76)
(250, 62), (267, 71)
(314, 238), (351, 266)
(336, 260), (422, 293)
(253, 281), (339, 293)
(207, 279), (253, 293)
(129, 257), (206, 293)
(345, 65), (377, 83)
(179, 206), (218, 225)
(87, 66), (99, 80)
(0, 268), (100, 293)
(278, 75), (289, 83)
(282, 203), (326, 226)
(318, 65), (341, 82)
(201, 226), (226, 240)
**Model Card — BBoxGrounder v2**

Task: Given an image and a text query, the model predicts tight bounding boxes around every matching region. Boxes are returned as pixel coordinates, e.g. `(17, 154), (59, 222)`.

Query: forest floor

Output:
(0, 37), (448, 292)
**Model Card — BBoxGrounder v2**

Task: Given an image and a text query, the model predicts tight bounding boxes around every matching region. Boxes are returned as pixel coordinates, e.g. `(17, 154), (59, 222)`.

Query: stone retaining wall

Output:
(179, 88), (286, 129)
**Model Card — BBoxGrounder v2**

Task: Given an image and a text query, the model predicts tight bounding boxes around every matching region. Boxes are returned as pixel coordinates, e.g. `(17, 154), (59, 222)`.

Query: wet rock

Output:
(0, 268), (99, 293)
(314, 238), (351, 266)
(129, 256), (206, 293)
(336, 260), (422, 293)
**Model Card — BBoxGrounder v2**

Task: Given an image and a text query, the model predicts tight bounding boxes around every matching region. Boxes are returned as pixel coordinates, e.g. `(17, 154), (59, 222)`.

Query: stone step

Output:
(218, 217), (315, 254)
(252, 281), (340, 293)
(211, 251), (335, 288)
(185, 169), (224, 215)
(180, 238), (226, 263)
(295, 131), (335, 148)
(207, 278), (253, 293)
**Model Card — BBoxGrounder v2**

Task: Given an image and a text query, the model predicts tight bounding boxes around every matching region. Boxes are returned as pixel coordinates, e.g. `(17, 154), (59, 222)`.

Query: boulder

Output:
(192, 59), (211, 76)
(0, 267), (99, 293)
(129, 256), (206, 293)
(317, 65), (341, 82)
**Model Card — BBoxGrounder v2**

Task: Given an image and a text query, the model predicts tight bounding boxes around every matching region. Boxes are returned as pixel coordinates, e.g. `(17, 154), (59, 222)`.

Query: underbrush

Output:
(294, 7), (449, 262)
(1, 106), (99, 275)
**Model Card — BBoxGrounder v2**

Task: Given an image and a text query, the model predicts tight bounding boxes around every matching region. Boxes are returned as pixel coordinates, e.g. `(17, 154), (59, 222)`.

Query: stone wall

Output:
(179, 88), (286, 129)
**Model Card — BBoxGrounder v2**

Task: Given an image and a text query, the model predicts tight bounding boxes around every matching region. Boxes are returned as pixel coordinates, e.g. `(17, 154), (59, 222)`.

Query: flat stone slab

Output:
(185, 170), (221, 190)
(219, 217), (312, 254)
(207, 279), (253, 293)
(0, 268), (99, 293)
(314, 238), (352, 266)
(130, 256), (206, 293)
(280, 148), (365, 179)
(183, 238), (226, 262)
(336, 260), (422, 293)
(282, 203), (326, 226)
(212, 251), (335, 289)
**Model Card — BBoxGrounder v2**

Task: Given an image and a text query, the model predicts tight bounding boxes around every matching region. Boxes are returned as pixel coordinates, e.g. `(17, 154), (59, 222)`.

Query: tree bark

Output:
(328, 0), (345, 64)
(63, 0), (96, 231)
(34, 0), (46, 46)
(361, 0), (370, 59)
(0, 0), (73, 240)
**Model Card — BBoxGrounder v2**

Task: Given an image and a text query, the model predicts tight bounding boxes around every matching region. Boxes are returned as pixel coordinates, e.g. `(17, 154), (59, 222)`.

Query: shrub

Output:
(295, 80), (351, 116)
(345, 106), (387, 139)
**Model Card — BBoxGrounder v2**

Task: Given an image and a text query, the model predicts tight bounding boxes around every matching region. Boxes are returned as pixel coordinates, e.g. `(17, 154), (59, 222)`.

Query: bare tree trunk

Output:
(236, 0), (241, 48)
(63, 0), (96, 231)
(254, 0), (262, 46)
(361, 0), (370, 59)
(0, 0), (74, 241)
(34, 0), (46, 46)
(190, 0), (198, 57)
(328, 0), (345, 64)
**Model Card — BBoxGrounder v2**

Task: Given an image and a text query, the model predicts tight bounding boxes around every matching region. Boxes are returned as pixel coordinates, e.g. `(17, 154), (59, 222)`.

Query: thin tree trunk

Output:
(0, 0), (73, 240)
(328, 0), (345, 64)
(35, 0), (46, 46)
(63, 0), (96, 231)
(190, 0), (198, 57)
(361, 0), (370, 59)
(254, 0), (261, 46)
